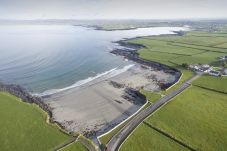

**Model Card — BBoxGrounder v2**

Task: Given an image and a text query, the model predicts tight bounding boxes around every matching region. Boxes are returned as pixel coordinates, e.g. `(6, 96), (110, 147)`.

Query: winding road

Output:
(107, 74), (200, 151)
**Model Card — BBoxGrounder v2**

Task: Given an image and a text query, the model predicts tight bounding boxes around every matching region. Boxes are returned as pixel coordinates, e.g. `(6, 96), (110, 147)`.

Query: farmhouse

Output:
(209, 70), (221, 77)
(189, 64), (212, 73)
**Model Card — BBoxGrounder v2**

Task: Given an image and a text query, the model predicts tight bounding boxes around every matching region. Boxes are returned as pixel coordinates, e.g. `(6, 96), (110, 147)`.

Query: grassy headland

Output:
(120, 31), (227, 151)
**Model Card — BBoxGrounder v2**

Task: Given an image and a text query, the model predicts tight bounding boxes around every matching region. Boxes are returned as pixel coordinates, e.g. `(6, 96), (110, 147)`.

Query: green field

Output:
(147, 34), (227, 47)
(120, 123), (188, 151)
(216, 42), (227, 48)
(140, 90), (161, 103)
(171, 51), (224, 65)
(120, 32), (227, 151)
(0, 92), (70, 151)
(61, 141), (88, 151)
(130, 39), (204, 55)
(129, 34), (227, 68)
(193, 75), (227, 93)
(145, 86), (227, 151)
(121, 86), (227, 151)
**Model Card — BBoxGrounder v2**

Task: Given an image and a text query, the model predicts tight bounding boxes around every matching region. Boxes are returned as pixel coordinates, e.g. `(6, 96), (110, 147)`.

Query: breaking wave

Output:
(36, 64), (135, 97)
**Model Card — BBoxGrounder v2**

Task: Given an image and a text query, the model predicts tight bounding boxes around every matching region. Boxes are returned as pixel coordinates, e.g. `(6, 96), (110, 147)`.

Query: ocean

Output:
(0, 25), (186, 96)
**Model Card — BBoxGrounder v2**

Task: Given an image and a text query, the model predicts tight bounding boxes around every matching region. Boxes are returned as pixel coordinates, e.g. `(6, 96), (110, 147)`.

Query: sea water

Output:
(0, 25), (186, 95)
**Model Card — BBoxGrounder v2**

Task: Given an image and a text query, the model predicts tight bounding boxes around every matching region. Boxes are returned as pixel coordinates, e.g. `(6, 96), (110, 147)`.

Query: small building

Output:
(218, 56), (227, 61)
(222, 68), (227, 76)
(189, 64), (212, 73)
(209, 70), (221, 77)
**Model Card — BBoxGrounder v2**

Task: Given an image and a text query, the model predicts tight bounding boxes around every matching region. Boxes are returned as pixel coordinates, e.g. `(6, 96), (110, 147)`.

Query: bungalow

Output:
(209, 70), (221, 77)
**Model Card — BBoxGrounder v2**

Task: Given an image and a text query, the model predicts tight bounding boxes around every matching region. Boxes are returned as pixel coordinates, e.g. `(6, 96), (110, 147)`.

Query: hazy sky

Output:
(0, 0), (227, 20)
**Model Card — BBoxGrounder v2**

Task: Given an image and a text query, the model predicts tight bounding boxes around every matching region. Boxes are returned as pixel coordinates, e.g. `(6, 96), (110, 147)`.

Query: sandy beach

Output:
(45, 63), (177, 136)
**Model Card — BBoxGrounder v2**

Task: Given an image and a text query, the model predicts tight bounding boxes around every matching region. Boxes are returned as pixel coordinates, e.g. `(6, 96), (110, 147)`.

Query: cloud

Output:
(0, 0), (226, 19)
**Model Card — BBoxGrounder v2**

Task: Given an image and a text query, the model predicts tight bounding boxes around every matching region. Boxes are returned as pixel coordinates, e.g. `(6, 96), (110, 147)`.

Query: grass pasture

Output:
(147, 34), (227, 47)
(140, 90), (161, 103)
(171, 51), (224, 65)
(193, 75), (227, 93)
(0, 92), (70, 151)
(61, 141), (88, 151)
(121, 86), (227, 151)
(145, 86), (227, 151)
(215, 42), (227, 48)
(130, 33), (227, 69)
(120, 32), (227, 151)
(120, 123), (188, 151)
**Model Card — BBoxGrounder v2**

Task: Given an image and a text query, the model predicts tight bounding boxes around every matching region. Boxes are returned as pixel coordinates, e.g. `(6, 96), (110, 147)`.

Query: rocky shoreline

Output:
(111, 39), (182, 90)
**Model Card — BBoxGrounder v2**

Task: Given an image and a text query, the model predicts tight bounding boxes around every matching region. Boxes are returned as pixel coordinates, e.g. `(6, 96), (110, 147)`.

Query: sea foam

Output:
(37, 64), (135, 97)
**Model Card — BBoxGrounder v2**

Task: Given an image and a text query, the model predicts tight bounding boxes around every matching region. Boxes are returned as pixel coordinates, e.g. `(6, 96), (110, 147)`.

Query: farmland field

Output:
(171, 51), (224, 65)
(121, 86), (227, 151)
(120, 123), (188, 151)
(147, 34), (227, 46)
(0, 92), (70, 151)
(140, 90), (161, 103)
(120, 32), (227, 151)
(145, 86), (227, 151)
(193, 75), (227, 93)
(129, 33), (227, 68)
(61, 141), (88, 151)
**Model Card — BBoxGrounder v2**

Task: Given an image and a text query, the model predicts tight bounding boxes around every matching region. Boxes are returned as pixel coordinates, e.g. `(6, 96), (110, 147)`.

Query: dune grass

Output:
(0, 92), (69, 151)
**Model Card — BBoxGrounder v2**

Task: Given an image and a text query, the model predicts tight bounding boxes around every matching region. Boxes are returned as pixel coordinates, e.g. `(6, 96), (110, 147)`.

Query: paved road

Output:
(107, 74), (200, 151)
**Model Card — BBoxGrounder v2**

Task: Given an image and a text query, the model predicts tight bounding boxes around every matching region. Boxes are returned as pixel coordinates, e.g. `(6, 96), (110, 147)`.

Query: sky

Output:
(0, 0), (227, 20)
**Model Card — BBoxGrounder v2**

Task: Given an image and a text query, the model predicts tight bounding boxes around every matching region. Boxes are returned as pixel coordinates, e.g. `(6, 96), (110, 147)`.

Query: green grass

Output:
(170, 42), (227, 53)
(120, 123), (188, 151)
(99, 123), (127, 145)
(162, 69), (193, 94)
(215, 42), (227, 48)
(138, 48), (181, 66)
(121, 31), (227, 151)
(61, 141), (88, 151)
(146, 86), (227, 151)
(186, 32), (227, 37)
(0, 92), (69, 151)
(148, 34), (227, 46)
(171, 51), (224, 65)
(130, 35), (226, 68)
(129, 39), (204, 55)
(193, 75), (227, 93)
(140, 90), (161, 103)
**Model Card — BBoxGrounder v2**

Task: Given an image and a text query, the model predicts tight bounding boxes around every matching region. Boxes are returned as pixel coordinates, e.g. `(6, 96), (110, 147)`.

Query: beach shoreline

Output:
(0, 26), (184, 139)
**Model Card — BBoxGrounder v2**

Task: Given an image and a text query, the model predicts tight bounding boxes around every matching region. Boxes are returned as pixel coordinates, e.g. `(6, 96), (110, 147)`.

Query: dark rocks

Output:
(109, 81), (125, 89)
(122, 88), (146, 105)
(111, 39), (182, 90)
